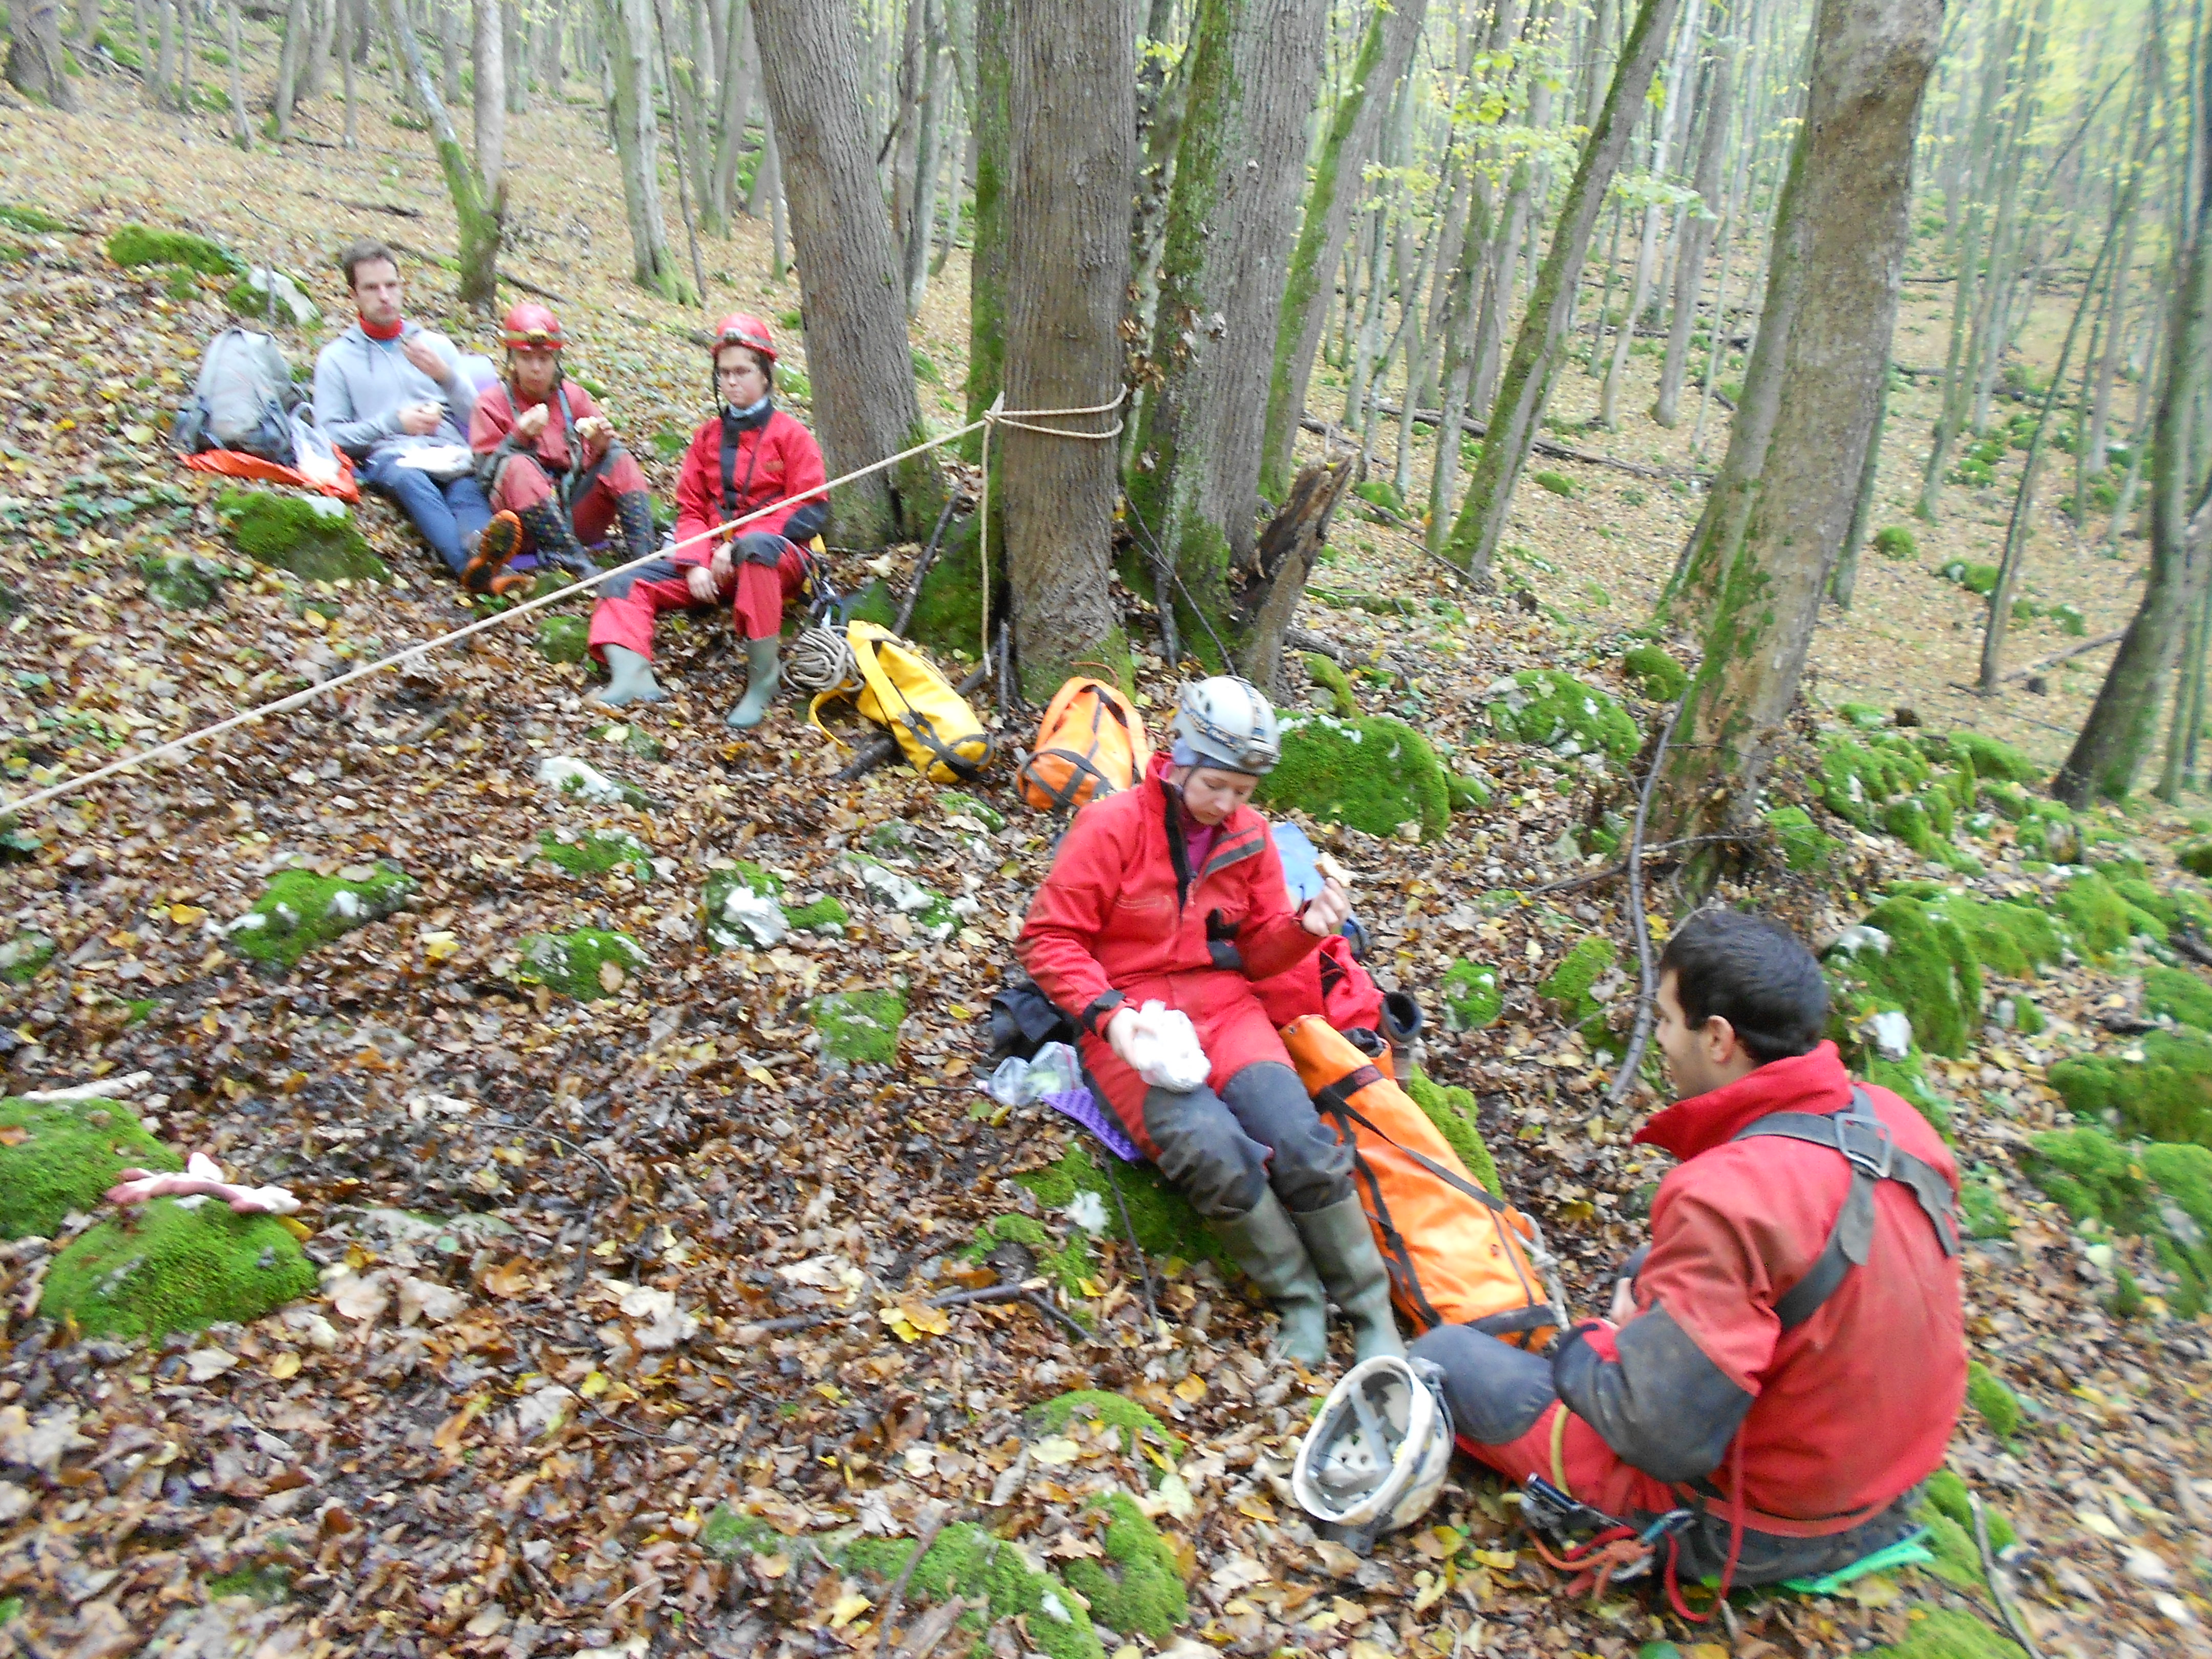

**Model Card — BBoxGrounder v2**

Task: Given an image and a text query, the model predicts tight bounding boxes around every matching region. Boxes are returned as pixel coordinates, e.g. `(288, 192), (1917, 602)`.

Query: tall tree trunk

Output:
(384, 0), (505, 306)
(6, 0), (78, 107)
(1001, 0), (1136, 696)
(1442, 0), (1687, 582)
(888, 0), (927, 248)
(751, 0), (942, 544)
(340, 0), (360, 145)
(133, 0), (157, 100)
(175, 0), (194, 111)
(963, 0), (1009, 445)
(472, 0), (504, 194)
(153, 0), (177, 106)
(601, 0), (691, 301)
(1828, 377), (1888, 608)
(276, 0), (310, 138)
(707, 0), (752, 234)
(904, 22), (942, 313)
(226, 0), (251, 145)
(1132, 0), (1328, 660)
(1258, 0), (1429, 501)
(1654, 40), (1733, 427)
(1652, 0), (1942, 859)
(652, 0), (710, 302)
(301, 0), (334, 100)
(504, 0), (527, 111)
(437, 0), (462, 101)
(759, 111), (786, 276)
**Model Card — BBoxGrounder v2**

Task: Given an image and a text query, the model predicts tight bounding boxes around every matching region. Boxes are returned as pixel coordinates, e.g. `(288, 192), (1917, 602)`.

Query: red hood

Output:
(1633, 1040), (1856, 1161)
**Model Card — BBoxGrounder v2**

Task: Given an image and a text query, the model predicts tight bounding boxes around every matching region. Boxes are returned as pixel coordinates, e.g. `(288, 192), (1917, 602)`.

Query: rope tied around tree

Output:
(974, 386), (1129, 669)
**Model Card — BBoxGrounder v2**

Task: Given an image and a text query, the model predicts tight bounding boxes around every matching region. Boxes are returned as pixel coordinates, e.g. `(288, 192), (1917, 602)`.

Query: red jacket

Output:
(1556, 1043), (1965, 1534)
(672, 405), (827, 564)
(470, 378), (607, 472)
(1018, 756), (1322, 1039)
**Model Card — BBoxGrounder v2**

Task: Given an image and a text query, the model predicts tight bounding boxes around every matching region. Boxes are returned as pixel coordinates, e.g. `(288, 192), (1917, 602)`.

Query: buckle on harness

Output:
(1833, 1111), (1895, 1180)
(1520, 1476), (1620, 1539)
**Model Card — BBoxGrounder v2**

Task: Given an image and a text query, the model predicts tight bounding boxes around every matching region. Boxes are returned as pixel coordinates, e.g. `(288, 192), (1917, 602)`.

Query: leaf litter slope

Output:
(0, 47), (2205, 1659)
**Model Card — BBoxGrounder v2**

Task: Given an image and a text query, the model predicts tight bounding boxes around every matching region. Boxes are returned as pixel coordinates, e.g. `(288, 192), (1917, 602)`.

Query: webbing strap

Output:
(1733, 1088), (1961, 1332)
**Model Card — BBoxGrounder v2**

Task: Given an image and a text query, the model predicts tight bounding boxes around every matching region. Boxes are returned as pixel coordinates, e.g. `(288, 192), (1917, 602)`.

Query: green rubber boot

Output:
(1296, 1193), (1406, 1365)
(591, 644), (664, 707)
(727, 635), (781, 728)
(1208, 1188), (1329, 1366)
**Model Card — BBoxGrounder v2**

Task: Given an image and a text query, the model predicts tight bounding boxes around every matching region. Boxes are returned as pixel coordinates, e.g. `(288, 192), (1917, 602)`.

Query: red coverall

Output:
(469, 380), (650, 551)
(1017, 756), (1324, 1159)
(587, 406), (827, 662)
(1448, 1043), (1965, 1546)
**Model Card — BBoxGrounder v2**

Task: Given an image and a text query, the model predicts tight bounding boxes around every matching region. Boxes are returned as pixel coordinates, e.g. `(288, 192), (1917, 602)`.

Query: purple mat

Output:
(1043, 1088), (1142, 1163)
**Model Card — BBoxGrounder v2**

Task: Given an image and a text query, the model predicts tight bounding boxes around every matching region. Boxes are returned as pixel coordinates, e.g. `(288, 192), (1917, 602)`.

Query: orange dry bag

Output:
(1279, 1015), (1563, 1347)
(1019, 677), (1153, 813)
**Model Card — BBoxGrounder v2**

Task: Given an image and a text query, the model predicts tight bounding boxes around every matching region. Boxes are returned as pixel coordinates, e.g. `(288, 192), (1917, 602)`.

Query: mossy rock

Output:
(1960, 1172), (2012, 1239)
(2048, 1030), (2212, 1148)
(1532, 470), (1577, 498)
(1445, 772), (1491, 812)
(1253, 714), (1449, 841)
(1861, 1048), (1953, 1141)
(1403, 1070), (1502, 1194)
(1825, 897), (1980, 1058)
(0, 203), (71, 235)
(939, 790), (1006, 833)
(1028, 1389), (1184, 1457)
(519, 928), (647, 1001)
(1870, 1608), (2024, 1659)
(1011, 1140), (1221, 1269)
(1059, 1491), (1188, 1640)
(1883, 796), (1941, 857)
(1818, 733), (1931, 827)
(844, 1522), (1100, 1659)
(1925, 730), (2043, 785)
(1440, 959), (1502, 1031)
(1765, 805), (1837, 871)
(1622, 645), (1687, 703)
(2054, 869), (2141, 960)
(2019, 1126), (2212, 1314)
(140, 551), (225, 610)
(535, 615), (589, 664)
(0, 931), (55, 984)
(225, 267), (319, 328)
(1482, 671), (1640, 767)
(965, 1214), (1095, 1299)
(203, 1565), (293, 1605)
(2146, 965), (2212, 1031)
(784, 895), (850, 935)
(810, 989), (905, 1068)
(1304, 652), (1358, 718)
(226, 863), (414, 969)
(2109, 873), (2212, 937)
(1938, 559), (2000, 595)
(216, 489), (388, 583)
(1920, 1468), (2015, 1553)
(1871, 525), (1917, 560)
(107, 222), (244, 276)
(38, 1199), (317, 1339)
(2178, 841), (2212, 879)
(844, 579), (898, 630)
(698, 1507), (789, 1562)
(1539, 935), (1617, 1030)
(536, 828), (651, 880)
(1965, 1360), (2022, 1440)
(700, 863), (785, 951)
(1917, 888), (2062, 980)
(0, 1097), (182, 1240)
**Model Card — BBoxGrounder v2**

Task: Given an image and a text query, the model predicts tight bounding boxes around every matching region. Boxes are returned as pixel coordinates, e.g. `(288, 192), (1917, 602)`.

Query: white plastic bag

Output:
(984, 1040), (1083, 1106)
(1121, 1001), (1210, 1092)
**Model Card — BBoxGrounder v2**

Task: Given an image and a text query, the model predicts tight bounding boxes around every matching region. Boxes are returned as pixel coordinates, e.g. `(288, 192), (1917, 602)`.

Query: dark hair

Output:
(338, 239), (399, 289)
(715, 341), (775, 390)
(1658, 909), (1827, 1063)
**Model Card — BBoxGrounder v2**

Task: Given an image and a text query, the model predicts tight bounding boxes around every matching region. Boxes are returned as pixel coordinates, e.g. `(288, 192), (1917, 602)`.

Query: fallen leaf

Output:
(267, 1352), (302, 1380)
(1173, 1373), (1207, 1403)
(599, 959), (625, 992)
(827, 1591), (870, 1629)
(1314, 1540), (1365, 1577)
(1031, 1435), (1082, 1466)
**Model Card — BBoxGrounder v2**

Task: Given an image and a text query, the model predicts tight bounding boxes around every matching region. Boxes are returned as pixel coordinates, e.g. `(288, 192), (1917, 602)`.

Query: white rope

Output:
(783, 623), (860, 695)
(0, 386), (1133, 821)
(973, 386), (1127, 668)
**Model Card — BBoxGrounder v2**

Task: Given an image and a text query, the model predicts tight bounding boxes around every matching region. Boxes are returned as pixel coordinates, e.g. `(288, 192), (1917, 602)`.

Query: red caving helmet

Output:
(500, 302), (565, 350)
(711, 313), (777, 364)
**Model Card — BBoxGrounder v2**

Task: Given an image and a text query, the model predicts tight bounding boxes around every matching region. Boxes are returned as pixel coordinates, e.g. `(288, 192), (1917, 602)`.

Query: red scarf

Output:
(361, 314), (405, 342)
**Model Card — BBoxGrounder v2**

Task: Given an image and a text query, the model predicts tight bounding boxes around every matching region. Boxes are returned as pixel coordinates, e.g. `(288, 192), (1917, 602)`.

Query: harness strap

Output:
(1732, 1087), (1961, 1333)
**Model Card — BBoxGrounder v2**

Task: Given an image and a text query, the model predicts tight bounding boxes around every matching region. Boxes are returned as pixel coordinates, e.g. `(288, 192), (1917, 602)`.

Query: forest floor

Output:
(0, 35), (2208, 1659)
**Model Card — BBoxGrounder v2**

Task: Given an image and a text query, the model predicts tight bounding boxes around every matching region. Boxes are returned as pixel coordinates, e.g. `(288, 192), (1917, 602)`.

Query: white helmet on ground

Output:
(1172, 676), (1282, 776)
(1291, 1355), (1455, 1535)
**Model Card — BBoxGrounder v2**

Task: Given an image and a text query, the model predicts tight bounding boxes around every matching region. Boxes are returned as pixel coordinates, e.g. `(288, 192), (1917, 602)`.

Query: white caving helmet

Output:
(1171, 676), (1282, 776)
(1292, 1355), (1455, 1535)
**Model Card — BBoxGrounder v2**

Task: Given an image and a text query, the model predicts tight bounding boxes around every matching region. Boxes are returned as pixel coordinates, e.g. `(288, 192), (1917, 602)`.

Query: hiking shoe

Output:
(487, 569), (535, 599)
(516, 500), (595, 578)
(462, 511), (523, 593)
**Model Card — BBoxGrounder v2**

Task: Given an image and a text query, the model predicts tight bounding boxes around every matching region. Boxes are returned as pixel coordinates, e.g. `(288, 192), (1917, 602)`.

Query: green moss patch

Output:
(1921, 1468), (2015, 1552)
(1058, 1492), (1188, 1640)
(140, 551), (225, 610)
(1304, 653), (1359, 718)
(939, 790), (1006, 832)
(1028, 1389), (1184, 1458)
(1862, 1048), (1954, 1141)
(1825, 897), (1981, 1057)
(217, 490), (388, 583)
(1766, 805), (1837, 871)
(1938, 559), (2000, 595)
(1011, 1140), (1220, 1269)
(1965, 1360), (2022, 1440)
(1621, 644), (1687, 701)
(2146, 965), (2212, 1031)
(810, 989), (905, 1068)
(107, 223), (244, 276)
(1930, 731), (2043, 785)
(964, 1213), (1094, 1298)
(1445, 773), (1491, 812)
(535, 615), (588, 664)
(1532, 470), (1577, 498)
(1871, 1609), (2024, 1659)
(0, 1097), (181, 1240)
(204, 1564), (293, 1605)
(1440, 959), (1502, 1031)
(1819, 733), (1931, 827)
(0, 204), (71, 235)
(1539, 935), (1618, 1049)
(226, 863), (414, 969)
(1482, 671), (1640, 767)
(1872, 526), (1917, 560)
(784, 895), (850, 934)
(1403, 1070), (1502, 1194)
(2020, 1126), (2212, 1315)
(519, 928), (647, 1000)
(2055, 870), (2142, 960)
(845, 1522), (1101, 1659)
(536, 828), (651, 879)
(0, 931), (55, 984)
(39, 1199), (317, 1339)
(1254, 714), (1450, 841)
(2049, 1030), (2212, 1147)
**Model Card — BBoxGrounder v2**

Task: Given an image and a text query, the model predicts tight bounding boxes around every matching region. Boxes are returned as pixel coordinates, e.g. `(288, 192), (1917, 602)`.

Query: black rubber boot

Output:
(614, 490), (660, 563)
(518, 499), (597, 578)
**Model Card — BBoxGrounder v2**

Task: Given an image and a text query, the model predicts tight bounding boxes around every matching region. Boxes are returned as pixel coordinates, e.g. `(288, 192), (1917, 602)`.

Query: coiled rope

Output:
(0, 386), (1129, 821)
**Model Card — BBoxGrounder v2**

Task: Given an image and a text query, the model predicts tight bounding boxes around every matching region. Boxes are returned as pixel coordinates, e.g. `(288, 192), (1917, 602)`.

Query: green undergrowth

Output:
(1482, 670), (1640, 767)
(1621, 643), (1687, 701)
(227, 864), (414, 969)
(535, 828), (650, 879)
(2047, 1030), (2212, 1148)
(39, 1199), (317, 1338)
(1539, 936), (1619, 1053)
(0, 1097), (181, 1239)
(1010, 1140), (1220, 1268)
(1870, 1608), (2024, 1659)
(0, 203), (72, 235)
(1966, 1360), (2022, 1440)
(1440, 959), (1502, 1031)
(1403, 1070), (1502, 1194)
(1254, 713), (1450, 841)
(1766, 805), (1838, 871)
(534, 615), (589, 664)
(518, 928), (646, 1001)
(216, 490), (388, 582)
(963, 1213), (1094, 1298)
(844, 1522), (1102, 1659)
(809, 989), (905, 1068)
(2019, 1126), (2212, 1315)
(0, 932), (55, 984)
(2145, 964), (2212, 1031)
(107, 222), (243, 275)
(1057, 1491), (1187, 1640)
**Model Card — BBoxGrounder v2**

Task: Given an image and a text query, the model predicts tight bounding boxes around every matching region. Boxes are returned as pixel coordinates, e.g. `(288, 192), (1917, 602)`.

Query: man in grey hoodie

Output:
(312, 241), (516, 587)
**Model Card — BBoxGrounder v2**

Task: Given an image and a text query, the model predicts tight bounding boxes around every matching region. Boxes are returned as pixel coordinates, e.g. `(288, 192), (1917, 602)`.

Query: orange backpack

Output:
(1018, 677), (1153, 812)
(1280, 1015), (1564, 1347)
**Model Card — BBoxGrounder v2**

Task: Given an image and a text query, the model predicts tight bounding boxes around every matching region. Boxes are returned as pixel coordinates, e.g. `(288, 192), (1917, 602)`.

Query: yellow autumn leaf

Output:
(827, 1592), (870, 1629)
(1174, 1373), (1207, 1403)
(745, 1064), (777, 1088)
(169, 904), (207, 925)
(1031, 1435), (1083, 1466)
(1411, 1572), (1450, 1613)
(754, 1552), (791, 1580)
(267, 1351), (302, 1380)
(422, 931), (460, 963)
(1845, 1573), (1902, 1608)
(579, 1370), (610, 1399)
(1473, 1548), (1517, 1570)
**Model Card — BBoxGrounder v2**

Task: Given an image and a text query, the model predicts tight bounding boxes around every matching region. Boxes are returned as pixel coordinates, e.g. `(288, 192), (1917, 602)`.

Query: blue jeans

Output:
(363, 452), (493, 577)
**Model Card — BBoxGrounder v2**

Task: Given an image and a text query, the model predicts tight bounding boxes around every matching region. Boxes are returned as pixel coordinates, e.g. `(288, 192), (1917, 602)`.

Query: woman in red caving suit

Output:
(584, 314), (827, 725)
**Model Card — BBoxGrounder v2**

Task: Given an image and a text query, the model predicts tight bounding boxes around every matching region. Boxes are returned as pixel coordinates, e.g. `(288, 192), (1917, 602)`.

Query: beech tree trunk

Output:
(275, 0), (310, 138)
(385, 0), (505, 307)
(1442, 0), (1685, 582)
(1652, 0), (1943, 861)
(226, 0), (251, 146)
(963, 0), (1008, 445)
(751, 0), (941, 544)
(904, 21), (942, 313)
(1130, 0), (1329, 658)
(1257, 0), (1428, 501)
(601, 0), (691, 301)
(472, 0), (504, 195)
(4, 0), (78, 108)
(1000, 0), (1136, 697)
(1654, 43), (1733, 426)
(707, 0), (752, 234)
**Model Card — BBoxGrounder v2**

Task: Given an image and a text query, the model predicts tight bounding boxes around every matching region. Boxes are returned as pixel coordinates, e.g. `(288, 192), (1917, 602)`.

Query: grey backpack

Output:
(174, 327), (303, 463)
